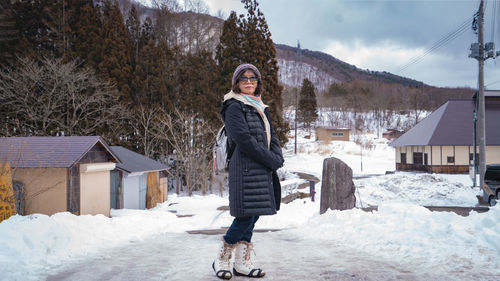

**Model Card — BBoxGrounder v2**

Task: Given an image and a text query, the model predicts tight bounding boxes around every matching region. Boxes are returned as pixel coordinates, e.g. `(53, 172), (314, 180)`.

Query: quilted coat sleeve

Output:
(225, 102), (283, 171)
(266, 109), (284, 166)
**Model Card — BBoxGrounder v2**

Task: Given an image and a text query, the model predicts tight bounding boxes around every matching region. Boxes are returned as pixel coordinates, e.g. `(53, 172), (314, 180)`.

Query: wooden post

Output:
(320, 157), (356, 214)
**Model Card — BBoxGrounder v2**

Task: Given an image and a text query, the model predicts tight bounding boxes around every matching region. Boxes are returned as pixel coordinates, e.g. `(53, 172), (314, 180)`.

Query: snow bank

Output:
(291, 202), (500, 275)
(355, 172), (479, 207)
(0, 208), (179, 280)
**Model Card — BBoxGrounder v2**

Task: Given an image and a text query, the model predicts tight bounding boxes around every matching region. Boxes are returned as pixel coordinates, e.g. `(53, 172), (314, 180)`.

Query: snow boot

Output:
(212, 237), (236, 279)
(233, 241), (265, 278)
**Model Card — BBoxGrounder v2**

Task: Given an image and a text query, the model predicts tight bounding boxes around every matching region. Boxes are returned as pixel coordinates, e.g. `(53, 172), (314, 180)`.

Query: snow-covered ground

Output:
(1, 130), (498, 280)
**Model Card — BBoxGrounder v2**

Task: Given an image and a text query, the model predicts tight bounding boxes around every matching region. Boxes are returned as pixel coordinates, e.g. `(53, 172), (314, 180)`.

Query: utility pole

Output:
(469, 0), (500, 199)
(478, 0), (486, 193)
(295, 40), (301, 154)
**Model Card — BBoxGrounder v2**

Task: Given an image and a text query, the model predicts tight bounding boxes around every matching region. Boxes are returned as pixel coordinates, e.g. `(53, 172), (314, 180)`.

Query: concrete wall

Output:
(12, 168), (67, 216)
(315, 128), (350, 142)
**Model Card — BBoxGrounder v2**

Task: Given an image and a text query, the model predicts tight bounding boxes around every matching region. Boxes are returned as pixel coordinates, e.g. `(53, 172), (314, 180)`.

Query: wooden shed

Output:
(315, 126), (350, 142)
(110, 146), (168, 210)
(0, 136), (120, 216)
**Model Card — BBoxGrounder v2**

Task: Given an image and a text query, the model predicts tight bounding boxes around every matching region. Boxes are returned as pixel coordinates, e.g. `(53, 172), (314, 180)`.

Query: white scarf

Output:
(223, 91), (271, 149)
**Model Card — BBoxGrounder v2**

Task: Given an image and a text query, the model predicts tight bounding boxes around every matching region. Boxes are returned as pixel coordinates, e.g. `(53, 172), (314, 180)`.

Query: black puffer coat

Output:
(221, 98), (284, 217)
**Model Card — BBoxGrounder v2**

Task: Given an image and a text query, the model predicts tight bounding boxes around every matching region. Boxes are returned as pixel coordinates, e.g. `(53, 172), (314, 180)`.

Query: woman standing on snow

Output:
(212, 63), (284, 279)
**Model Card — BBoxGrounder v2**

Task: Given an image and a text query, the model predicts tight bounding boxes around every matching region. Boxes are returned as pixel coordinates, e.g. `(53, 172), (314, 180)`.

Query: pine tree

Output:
(10, 0), (69, 59)
(69, 1), (102, 69)
(98, 0), (132, 102)
(132, 40), (167, 106)
(215, 1), (289, 145)
(126, 5), (141, 71)
(241, 0), (288, 145)
(298, 78), (318, 132)
(215, 11), (243, 96)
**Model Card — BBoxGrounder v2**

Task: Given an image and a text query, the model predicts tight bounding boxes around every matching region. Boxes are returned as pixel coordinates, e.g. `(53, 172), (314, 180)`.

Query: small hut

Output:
(315, 126), (350, 142)
(110, 146), (168, 210)
(0, 136), (120, 216)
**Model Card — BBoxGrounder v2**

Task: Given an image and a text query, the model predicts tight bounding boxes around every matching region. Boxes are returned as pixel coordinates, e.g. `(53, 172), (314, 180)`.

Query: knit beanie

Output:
(231, 63), (261, 87)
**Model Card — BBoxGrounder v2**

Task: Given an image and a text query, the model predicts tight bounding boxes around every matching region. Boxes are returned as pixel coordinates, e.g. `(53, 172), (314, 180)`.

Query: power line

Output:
(396, 15), (474, 74)
(490, 0), (497, 42)
(485, 77), (500, 87)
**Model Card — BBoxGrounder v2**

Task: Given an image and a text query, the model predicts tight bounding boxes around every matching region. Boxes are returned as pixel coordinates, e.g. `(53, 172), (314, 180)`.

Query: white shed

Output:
(110, 146), (168, 210)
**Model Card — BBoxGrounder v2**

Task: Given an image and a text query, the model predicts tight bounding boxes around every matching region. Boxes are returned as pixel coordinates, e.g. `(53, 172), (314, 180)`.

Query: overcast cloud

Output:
(202, 0), (500, 88)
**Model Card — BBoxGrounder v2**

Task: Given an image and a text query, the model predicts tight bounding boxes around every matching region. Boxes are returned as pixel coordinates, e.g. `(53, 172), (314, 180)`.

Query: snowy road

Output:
(45, 230), (493, 281)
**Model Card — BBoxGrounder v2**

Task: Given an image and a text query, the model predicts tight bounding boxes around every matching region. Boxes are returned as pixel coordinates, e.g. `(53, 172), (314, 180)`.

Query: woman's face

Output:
(238, 70), (258, 96)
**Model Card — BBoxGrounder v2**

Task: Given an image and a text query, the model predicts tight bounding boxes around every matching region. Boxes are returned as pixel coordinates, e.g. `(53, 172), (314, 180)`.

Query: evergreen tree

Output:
(98, 0), (132, 102)
(215, 1), (289, 145)
(10, 0), (71, 59)
(215, 11), (243, 96)
(180, 50), (220, 126)
(132, 40), (167, 106)
(140, 17), (154, 48)
(297, 78), (318, 131)
(241, 0), (288, 145)
(69, 1), (102, 69)
(126, 5), (141, 71)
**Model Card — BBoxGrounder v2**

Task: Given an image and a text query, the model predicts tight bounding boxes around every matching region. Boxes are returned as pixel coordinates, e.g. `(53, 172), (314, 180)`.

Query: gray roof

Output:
(390, 99), (500, 147)
(0, 136), (120, 168)
(111, 146), (167, 173)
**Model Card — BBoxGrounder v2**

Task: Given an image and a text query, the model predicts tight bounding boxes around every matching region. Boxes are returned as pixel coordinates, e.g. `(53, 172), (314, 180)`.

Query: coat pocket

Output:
(242, 155), (250, 174)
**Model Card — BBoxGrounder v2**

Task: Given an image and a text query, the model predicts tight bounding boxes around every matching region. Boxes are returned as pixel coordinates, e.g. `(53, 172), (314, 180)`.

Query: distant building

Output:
(0, 136), (120, 216)
(315, 126), (350, 142)
(390, 91), (500, 173)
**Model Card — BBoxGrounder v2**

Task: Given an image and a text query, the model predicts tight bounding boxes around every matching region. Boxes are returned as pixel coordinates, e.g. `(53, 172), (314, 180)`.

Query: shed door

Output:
(80, 170), (110, 216)
(139, 174), (147, 209)
(110, 170), (122, 209)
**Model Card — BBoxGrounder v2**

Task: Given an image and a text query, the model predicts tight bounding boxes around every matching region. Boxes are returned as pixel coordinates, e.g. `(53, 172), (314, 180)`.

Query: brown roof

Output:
(0, 136), (120, 168)
(390, 99), (500, 147)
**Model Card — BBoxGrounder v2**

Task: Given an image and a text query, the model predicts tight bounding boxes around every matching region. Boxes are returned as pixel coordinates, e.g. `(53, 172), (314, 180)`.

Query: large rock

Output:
(320, 157), (356, 214)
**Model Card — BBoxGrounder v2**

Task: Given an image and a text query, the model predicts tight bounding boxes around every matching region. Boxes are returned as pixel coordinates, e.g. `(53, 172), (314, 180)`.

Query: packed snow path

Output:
(46, 230), (492, 281)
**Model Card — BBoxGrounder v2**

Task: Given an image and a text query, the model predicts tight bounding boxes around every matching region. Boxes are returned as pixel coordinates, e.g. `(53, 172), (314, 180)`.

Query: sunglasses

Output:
(238, 76), (258, 83)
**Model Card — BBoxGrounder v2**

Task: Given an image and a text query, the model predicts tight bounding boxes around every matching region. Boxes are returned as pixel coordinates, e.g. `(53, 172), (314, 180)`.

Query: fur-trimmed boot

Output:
(233, 241), (265, 278)
(212, 237), (236, 279)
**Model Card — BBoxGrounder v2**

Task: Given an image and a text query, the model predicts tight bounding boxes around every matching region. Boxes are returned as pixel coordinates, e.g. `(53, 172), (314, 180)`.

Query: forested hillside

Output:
(0, 0), (474, 194)
(0, 0), (287, 195)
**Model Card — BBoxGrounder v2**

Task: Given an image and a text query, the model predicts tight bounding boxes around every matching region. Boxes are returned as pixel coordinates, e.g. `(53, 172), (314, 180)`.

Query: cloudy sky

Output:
(200, 0), (500, 89)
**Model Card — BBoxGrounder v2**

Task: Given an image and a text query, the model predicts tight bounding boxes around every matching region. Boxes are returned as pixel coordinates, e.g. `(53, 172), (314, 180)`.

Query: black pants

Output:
(223, 216), (259, 244)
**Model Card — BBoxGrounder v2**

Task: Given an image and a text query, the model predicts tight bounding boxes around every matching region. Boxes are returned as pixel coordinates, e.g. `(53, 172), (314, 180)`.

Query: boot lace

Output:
(218, 243), (233, 268)
(243, 243), (256, 267)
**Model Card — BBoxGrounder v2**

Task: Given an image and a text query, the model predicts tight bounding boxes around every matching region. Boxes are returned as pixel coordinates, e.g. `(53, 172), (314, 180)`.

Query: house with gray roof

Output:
(0, 136), (120, 216)
(110, 146), (168, 210)
(390, 92), (500, 173)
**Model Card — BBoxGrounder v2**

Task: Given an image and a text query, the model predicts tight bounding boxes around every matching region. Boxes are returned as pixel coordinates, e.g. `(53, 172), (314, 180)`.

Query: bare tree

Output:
(0, 57), (123, 137)
(156, 108), (216, 195)
(129, 105), (163, 158)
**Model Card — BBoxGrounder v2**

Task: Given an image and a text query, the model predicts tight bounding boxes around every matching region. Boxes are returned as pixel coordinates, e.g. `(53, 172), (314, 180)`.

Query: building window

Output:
(447, 156), (455, 163)
(469, 153), (479, 161)
(401, 153), (407, 164)
(413, 152), (423, 165)
(331, 132), (344, 137)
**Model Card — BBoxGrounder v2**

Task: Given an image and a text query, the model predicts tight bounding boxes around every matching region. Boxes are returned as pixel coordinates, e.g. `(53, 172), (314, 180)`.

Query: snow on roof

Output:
(0, 136), (119, 168)
(316, 126), (350, 130)
(111, 146), (167, 173)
